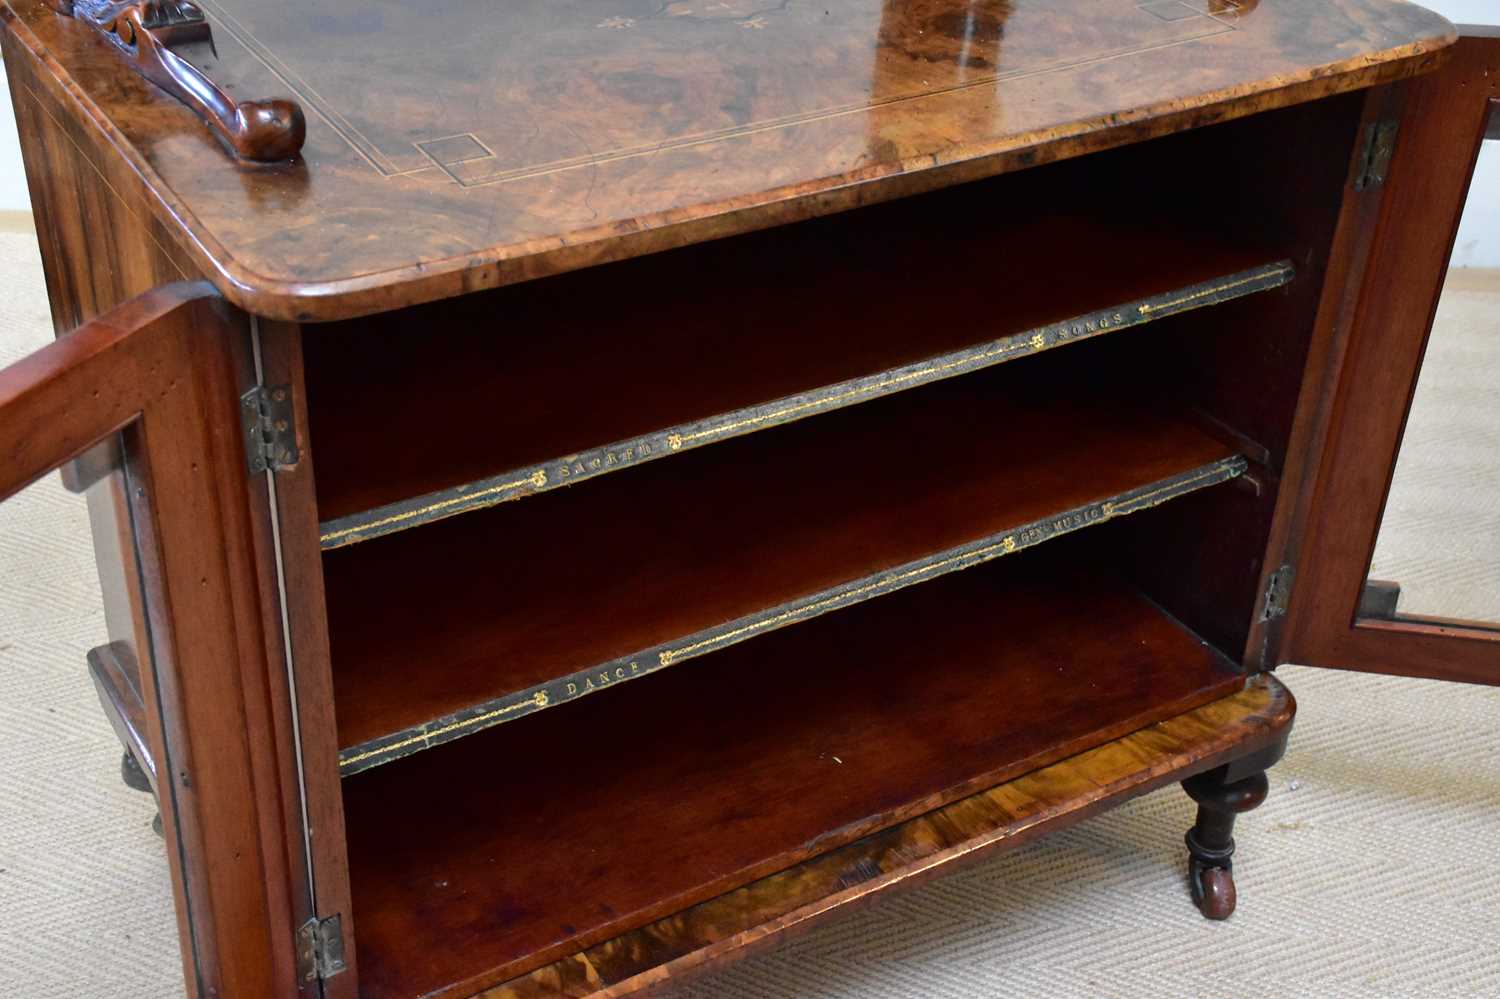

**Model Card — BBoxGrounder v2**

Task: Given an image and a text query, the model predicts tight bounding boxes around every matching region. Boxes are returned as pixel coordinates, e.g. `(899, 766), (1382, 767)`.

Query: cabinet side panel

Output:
(4, 32), (195, 333)
(4, 33), (333, 992)
(6, 28), (198, 775)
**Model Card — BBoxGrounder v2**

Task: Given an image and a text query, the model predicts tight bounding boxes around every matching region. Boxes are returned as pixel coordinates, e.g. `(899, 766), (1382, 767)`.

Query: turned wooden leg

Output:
(119, 751), (164, 836)
(1181, 766), (1270, 920)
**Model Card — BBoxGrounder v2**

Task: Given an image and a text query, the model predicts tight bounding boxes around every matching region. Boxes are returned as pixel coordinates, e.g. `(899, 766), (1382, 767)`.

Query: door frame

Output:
(0, 285), (321, 996)
(1281, 27), (1500, 685)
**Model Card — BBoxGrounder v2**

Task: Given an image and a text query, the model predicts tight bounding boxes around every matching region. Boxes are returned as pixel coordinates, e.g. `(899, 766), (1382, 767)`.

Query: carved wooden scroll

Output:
(46, 0), (305, 161)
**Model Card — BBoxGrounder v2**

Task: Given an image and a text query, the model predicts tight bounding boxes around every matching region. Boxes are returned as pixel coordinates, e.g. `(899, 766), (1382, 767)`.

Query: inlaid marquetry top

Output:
(1, 0), (1453, 318)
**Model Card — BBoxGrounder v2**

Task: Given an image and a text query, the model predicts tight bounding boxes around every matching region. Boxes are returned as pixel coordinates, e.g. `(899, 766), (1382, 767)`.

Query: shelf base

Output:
(476, 674), (1292, 999)
(343, 558), (1250, 999)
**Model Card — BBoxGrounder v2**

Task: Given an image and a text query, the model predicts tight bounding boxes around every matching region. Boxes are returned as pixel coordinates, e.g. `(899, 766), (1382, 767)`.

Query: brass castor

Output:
(120, 750), (152, 793)
(1181, 767), (1270, 920)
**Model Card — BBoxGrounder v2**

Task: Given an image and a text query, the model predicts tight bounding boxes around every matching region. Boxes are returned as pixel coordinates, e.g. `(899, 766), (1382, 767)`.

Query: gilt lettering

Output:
(563, 661), (642, 701)
(553, 441), (655, 484)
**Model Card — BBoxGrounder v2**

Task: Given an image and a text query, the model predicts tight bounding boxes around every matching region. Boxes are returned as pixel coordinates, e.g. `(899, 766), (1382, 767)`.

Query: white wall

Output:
(1455, 148), (1500, 267)
(1420, 0), (1495, 22)
(0, 72), (30, 213)
(0, 2), (1495, 259)
(1424, 0), (1500, 266)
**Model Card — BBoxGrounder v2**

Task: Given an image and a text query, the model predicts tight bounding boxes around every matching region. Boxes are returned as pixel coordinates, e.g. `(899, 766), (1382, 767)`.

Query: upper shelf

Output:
(305, 178), (1295, 545)
(1, 0), (1453, 318)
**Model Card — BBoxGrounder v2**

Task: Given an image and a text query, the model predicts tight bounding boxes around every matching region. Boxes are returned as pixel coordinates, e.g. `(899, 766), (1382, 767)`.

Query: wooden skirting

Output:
(1443, 266), (1500, 293)
(0, 210), (34, 233)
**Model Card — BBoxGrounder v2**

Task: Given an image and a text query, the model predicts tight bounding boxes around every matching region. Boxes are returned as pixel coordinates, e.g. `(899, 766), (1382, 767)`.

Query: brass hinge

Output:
(241, 384), (300, 474)
(296, 914), (347, 984)
(1260, 564), (1295, 621)
(1354, 119), (1399, 192)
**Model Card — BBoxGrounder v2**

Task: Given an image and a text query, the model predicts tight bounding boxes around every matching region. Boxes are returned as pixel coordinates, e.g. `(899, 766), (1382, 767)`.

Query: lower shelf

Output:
(482, 674), (1293, 999)
(342, 554), (1251, 999)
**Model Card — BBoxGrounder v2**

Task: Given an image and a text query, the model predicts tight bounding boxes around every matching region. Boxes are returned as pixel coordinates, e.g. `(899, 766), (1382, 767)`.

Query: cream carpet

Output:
(1368, 268), (1500, 623)
(2, 229), (1498, 998)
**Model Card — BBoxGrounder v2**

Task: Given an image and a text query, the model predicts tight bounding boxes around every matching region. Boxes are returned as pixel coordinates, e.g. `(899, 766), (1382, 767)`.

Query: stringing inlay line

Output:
(189, 1), (1233, 182)
(451, 22), (1238, 188)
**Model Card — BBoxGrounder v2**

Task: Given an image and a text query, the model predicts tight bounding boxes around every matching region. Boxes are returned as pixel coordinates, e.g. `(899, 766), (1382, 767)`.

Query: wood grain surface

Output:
(0, 285), (320, 997)
(474, 672), (1293, 999)
(0, 0), (1453, 318)
(6, 43), (332, 994)
(341, 555), (1248, 999)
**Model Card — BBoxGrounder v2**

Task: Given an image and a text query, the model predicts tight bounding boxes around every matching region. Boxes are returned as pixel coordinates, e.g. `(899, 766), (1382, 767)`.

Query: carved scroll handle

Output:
(45, 0), (305, 162)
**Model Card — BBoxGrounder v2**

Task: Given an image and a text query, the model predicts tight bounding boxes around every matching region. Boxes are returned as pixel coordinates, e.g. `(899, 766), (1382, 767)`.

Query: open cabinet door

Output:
(0, 284), (321, 997)
(1281, 27), (1500, 685)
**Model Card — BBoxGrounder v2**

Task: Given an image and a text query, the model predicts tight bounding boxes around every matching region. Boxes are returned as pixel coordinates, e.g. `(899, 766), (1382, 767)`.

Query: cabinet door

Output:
(1281, 27), (1500, 685)
(0, 284), (321, 997)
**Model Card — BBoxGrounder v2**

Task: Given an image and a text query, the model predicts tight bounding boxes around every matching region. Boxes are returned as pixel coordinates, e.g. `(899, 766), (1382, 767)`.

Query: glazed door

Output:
(0, 285), (322, 997)
(1282, 27), (1500, 685)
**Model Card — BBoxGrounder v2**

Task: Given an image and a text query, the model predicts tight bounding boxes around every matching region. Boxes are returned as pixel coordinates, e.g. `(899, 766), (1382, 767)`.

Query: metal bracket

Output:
(241, 384), (299, 474)
(1260, 564), (1295, 621)
(59, 433), (123, 493)
(296, 914), (347, 983)
(1358, 578), (1402, 620)
(1354, 118), (1398, 192)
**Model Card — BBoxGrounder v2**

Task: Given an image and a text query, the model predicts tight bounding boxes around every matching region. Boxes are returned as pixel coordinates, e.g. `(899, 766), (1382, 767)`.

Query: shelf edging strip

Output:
(318, 261), (1292, 550)
(337, 453), (1248, 775)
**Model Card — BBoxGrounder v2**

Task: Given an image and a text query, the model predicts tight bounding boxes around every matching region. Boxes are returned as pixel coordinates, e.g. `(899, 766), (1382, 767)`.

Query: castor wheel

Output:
(120, 750), (153, 793)
(1189, 860), (1237, 920)
(1181, 766), (1269, 920)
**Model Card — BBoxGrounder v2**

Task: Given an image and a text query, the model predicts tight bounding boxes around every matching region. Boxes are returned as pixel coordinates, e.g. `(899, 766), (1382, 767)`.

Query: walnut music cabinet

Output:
(2, 0), (1497, 995)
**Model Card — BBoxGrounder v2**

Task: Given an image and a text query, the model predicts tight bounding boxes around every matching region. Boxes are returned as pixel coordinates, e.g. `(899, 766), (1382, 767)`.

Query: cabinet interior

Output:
(343, 548), (1242, 999)
(298, 93), (1365, 999)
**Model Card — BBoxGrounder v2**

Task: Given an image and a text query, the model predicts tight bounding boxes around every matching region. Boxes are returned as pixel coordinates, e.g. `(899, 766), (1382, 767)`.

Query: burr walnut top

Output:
(1, 0), (1454, 319)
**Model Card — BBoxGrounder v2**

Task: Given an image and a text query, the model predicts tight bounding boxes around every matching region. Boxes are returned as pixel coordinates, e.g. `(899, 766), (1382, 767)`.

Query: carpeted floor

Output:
(2, 228), (1498, 998)
(1368, 267), (1500, 623)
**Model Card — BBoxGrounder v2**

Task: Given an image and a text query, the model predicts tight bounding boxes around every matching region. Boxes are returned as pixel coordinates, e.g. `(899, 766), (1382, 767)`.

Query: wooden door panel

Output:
(1283, 28), (1500, 685)
(0, 284), (319, 996)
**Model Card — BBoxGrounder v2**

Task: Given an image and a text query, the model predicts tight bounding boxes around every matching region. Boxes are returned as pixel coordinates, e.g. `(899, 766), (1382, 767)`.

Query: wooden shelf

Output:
(325, 372), (1245, 773)
(341, 555), (1247, 999)
(304, 176), (1291, 548)
(478, 674), (1294, 999)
